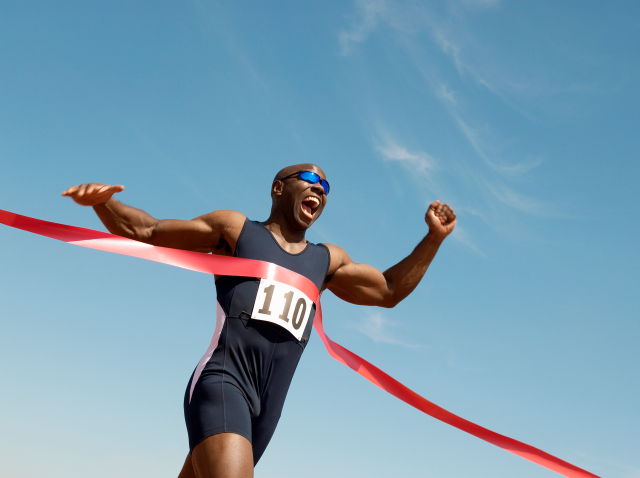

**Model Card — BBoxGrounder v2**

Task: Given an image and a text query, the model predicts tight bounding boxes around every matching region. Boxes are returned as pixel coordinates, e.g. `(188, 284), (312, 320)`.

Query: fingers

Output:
(61, 185), (79, 196)
(65, 183), (87, 199)
(73, 183), (90, 204)
(425, 200), (457, 240)
(437, 203), (456, 225)
(61, 182), (124, 206)
(427, 200), (456, 225)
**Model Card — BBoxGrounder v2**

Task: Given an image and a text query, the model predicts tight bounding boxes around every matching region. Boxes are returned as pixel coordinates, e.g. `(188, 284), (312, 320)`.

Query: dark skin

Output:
(62, 163), (456, 478)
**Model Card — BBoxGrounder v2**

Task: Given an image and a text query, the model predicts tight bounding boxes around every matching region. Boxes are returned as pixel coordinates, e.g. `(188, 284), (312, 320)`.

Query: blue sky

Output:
(1, 1), (638, 477)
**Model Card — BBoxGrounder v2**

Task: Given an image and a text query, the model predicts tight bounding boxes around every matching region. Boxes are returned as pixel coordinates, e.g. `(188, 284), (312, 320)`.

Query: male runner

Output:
(62, 163), (456, 478)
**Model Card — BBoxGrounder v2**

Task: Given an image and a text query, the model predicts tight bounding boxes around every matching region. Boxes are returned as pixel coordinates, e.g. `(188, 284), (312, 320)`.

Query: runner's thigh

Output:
(191, 433), (253, 478)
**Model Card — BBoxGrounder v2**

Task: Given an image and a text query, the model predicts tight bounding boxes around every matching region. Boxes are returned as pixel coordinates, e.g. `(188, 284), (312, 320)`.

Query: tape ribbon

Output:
(0, 209), (599, 478)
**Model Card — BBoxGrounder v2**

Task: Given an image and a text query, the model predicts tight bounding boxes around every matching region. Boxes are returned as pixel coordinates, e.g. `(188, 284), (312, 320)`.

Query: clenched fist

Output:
(62, 183), (124, 206)
(425, 200), (456, 240)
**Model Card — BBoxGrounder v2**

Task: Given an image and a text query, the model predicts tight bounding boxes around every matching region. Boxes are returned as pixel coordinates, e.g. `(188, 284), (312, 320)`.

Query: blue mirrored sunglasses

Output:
(279, 170), (330, 195)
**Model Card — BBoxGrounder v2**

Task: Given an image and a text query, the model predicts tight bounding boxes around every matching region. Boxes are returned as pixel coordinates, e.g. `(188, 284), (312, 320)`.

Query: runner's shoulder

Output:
(195, 209), (246, 234)
(320, 243), (352, 276)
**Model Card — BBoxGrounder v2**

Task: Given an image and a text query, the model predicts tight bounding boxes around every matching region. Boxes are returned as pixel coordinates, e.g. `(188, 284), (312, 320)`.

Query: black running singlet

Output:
(183, 219), (330, 464)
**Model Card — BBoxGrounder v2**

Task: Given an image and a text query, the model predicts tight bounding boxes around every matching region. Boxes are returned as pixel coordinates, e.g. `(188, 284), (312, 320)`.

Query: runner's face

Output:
(277, 165), (328, 230)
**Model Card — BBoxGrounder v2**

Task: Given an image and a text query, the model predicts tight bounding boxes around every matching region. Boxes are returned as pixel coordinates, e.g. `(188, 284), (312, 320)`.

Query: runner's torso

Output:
(186, 219), (330, 440)
(216, 219), (329, 344)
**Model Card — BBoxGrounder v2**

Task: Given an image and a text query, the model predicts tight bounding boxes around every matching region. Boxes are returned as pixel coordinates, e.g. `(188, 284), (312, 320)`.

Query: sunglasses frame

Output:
(278, 170), (330, 195)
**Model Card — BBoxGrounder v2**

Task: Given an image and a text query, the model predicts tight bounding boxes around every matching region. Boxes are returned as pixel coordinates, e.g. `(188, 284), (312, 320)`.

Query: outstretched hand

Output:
(62, 183), (124, 206)
(425, 200), (456, 240)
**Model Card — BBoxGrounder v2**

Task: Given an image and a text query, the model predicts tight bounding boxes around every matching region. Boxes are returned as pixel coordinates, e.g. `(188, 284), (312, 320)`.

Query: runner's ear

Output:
(271, 180), (284, 197)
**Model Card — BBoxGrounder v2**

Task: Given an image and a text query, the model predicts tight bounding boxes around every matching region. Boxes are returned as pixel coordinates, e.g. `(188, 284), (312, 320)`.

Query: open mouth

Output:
(301, 196), (320, 219)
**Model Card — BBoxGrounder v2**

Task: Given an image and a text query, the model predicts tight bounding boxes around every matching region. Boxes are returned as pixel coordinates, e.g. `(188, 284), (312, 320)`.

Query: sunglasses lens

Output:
(298, 171), (318, 182)
(298, 171), (330, 195)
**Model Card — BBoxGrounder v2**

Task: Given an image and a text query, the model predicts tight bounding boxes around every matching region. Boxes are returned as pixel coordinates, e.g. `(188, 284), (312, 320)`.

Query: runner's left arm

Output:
(322, 200), (456, 308)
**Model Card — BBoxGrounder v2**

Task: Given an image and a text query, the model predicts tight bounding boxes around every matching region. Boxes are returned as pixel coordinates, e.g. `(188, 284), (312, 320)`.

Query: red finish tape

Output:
(0, 209), (599, 478)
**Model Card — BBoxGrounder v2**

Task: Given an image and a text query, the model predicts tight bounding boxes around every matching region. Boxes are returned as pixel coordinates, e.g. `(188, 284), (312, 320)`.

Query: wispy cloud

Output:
(481, 180), (557, 216)
(452, 113), (543, 176)
(373, 128), (490, 252)
(437, 84), (458, 105)
(338, 0), (561, 238)
(449, 224), (483, 255)
(338, 0), (389, 56)
(377, 140), (437, 177)
(374, 123), (552, 225)
(350, 312), (417, 347)
(340, 0), (583, 112)
(404, 46), (544, 177)
(374, 130), (449, 205)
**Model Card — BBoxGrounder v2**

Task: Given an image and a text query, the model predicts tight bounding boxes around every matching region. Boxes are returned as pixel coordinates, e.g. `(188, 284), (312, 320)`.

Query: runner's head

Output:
(271, 164), (328, 230)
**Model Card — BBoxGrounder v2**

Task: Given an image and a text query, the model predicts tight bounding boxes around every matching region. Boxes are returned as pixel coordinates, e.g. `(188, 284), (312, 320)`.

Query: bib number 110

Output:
(251, 279), (313, 341)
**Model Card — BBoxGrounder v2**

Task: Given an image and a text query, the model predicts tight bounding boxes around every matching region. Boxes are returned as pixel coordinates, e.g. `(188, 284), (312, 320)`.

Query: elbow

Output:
(137, 224), (157, 244)
(379, 279), (403, 308)
(120, 223), (154, 243)
(380, 294), (401, 309)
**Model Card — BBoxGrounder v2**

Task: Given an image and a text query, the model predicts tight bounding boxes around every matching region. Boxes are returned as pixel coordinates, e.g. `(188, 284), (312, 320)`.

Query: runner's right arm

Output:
(62, 183), (245, 254)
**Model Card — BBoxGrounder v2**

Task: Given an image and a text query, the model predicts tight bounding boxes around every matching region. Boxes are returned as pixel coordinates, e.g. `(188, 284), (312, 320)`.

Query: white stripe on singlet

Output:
(189, 301), (226, 403)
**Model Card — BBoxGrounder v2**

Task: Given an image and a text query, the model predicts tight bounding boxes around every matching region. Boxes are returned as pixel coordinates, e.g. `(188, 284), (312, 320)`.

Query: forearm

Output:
(93, 198), (157, 241)
(326, 201), (455, 308)
(381, 232), (444, 307)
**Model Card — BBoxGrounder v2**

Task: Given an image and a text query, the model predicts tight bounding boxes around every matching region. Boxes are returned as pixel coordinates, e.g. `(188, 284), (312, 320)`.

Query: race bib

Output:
(251, 278), (314, 341)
